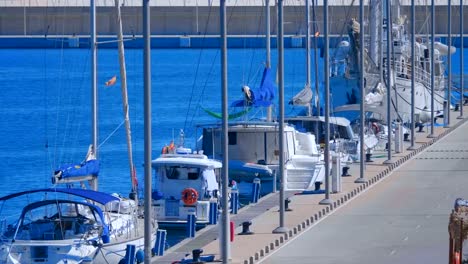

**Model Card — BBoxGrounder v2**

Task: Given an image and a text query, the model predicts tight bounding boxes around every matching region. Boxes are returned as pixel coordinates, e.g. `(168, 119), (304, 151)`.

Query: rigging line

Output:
(53, 1), (70, 168)
(246, 0), (264, 85)
(187, 0), (241, 132)
(183, 0), (215, 132)
(241, 3), (248, 85)
(312, 0), (320, 107)
(43, 0), (53, 184)
(330, 0), (357, 59)
(98, 119), (126, 151)
(61, 0), (86, 163)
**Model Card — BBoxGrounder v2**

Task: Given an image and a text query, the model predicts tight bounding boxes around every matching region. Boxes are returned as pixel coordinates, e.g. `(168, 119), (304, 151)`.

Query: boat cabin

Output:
(151, 150), (222, 227)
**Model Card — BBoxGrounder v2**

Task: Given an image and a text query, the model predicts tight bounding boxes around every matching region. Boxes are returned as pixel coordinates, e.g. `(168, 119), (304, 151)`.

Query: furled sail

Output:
(52, 145), (99, 184)
(289, 84), (313, 106)
(231, 67), (276, 107)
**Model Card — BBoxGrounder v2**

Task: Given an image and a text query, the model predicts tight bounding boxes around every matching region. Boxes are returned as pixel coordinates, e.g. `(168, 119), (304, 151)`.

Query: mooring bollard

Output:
(285, 198), (293, 211)
(314, 181), (322, 191)
(365, 148), (373, 162)
(192, 249), (203, 262)
(239, 221), (254, 235)
(209, 199), (218, 224)
(186, 211), (196, 238)
(342, 166), (351, 176)
(404, 133), (410, 141)
(251, 178), (261, 203)
(230, 189), (239, 214)
(153, 229), (167, 256)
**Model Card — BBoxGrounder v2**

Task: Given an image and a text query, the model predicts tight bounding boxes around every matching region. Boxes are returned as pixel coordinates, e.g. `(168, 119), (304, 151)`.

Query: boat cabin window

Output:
(166, 166), (201, 180)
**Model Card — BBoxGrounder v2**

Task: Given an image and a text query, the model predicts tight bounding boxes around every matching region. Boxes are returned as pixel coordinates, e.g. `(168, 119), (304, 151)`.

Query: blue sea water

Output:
(0, 47), (467, 247)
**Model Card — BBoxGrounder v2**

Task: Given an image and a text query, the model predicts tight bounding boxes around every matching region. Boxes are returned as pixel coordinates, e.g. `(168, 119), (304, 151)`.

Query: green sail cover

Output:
(202, 107), (251, 120)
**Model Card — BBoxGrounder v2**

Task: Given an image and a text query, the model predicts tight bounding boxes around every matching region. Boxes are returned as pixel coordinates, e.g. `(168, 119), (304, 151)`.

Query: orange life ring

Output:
(181, 188), (199, 206)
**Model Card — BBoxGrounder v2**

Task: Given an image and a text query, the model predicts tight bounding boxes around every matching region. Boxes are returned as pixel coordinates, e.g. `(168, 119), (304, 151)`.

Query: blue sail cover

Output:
(231, 67), (276, 107)
(55, 159), (99, 179)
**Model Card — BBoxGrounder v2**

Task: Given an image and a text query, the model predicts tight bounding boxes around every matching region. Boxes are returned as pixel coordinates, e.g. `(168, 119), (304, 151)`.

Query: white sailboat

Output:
(0, 1), (156, 263)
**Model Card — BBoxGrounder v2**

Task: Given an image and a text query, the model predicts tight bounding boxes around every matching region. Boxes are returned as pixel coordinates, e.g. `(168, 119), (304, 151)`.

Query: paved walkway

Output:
(261, 119), (468, 263)
(152, 110), (467, 264)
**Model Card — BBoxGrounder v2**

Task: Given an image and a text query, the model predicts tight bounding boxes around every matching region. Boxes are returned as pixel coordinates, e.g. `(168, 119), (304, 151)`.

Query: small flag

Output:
(105, 76), (117, 86)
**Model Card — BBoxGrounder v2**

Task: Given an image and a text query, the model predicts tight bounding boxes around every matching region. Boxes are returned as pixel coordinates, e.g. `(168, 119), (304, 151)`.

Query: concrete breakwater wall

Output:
(1, 35), (466, 49)
(0, 5), (466, 37)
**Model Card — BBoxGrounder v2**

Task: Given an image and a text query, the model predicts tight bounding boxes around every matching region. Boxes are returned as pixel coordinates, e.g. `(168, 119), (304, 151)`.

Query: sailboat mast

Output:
(305, 0), (311, 116)
(90, 0), (98, 191)
(114, 0), (137, 197)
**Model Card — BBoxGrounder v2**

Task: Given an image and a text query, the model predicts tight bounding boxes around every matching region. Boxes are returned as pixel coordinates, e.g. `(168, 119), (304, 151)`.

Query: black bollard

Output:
(192, 249), (203, 263)
(403, 133), (410, 142)
(341, 166), (351, 176)
(285, 199), (291, 211)
(239, 221), (254, 235)
(129, 191), (137, 201)
(365, 153), (373, 162)
(417, 123), (424, 133)
(314, 181), (322, 191)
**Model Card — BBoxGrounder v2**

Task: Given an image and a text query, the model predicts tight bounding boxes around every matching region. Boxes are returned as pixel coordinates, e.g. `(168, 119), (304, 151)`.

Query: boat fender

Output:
(181, 188), (199, 206)
(102, 225), (110, 244)
(135, 249), (144, 263)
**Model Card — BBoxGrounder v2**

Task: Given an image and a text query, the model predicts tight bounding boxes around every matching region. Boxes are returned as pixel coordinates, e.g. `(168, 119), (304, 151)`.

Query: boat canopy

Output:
(231, 67), (276, 108)
(0, 188), (119, 205)
(17, 199), (110, 243)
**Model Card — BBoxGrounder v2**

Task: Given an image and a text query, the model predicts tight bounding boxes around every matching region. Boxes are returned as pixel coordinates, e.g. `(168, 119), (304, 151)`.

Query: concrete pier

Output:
(152, 109), (467, 263)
